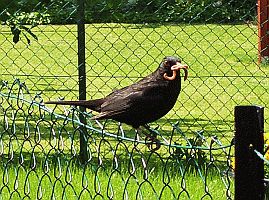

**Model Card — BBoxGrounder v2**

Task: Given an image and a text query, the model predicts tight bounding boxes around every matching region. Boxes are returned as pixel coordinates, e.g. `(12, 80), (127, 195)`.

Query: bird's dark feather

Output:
(45, 56), (185, 128)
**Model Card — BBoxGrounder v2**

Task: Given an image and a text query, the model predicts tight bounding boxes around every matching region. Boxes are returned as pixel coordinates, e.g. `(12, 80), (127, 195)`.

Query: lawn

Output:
(0, 22), (268, 199)
(1, 23), (268, 137)
(0, 162), (233, 199)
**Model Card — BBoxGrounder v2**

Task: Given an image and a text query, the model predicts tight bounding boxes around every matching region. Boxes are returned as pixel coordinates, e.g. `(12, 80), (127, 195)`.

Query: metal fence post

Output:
(257, 0), (269, 63)
(77, 0), (88, 163)
(234, 106), (264, 200)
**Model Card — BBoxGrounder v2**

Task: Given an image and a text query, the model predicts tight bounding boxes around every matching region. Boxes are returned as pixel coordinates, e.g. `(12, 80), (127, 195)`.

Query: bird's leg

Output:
(142, 124), (161, 151)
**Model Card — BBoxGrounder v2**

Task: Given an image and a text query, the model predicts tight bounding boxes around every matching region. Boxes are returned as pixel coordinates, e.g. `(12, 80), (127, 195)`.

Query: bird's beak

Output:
(171, 62), (188, 81)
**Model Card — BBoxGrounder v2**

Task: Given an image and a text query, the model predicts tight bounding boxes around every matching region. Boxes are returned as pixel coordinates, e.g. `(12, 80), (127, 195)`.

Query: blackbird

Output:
(46, 56), (188, 150)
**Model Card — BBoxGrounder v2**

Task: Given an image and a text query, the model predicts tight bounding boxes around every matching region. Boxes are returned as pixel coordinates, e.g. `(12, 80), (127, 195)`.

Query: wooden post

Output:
(234, 106), (264, 200)
(257, 0), (269, 63)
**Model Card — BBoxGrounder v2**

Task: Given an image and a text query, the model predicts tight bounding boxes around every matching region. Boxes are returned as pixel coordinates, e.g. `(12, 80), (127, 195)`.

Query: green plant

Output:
(5, 11), (50, 44)
(0, 0), (257, 24)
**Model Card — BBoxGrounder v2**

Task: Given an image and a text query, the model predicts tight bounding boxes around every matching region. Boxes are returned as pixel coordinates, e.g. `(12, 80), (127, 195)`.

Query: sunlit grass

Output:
(0, 23), (267, 139)
(0, 22), (268, 199)
(0, 158), (233, 200)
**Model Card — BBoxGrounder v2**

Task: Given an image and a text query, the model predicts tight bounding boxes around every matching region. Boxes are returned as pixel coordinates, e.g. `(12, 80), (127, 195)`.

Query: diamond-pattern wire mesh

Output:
(0, 0), (79, 101)
(85, 24), (268, 142)
(0, 79), (234, 199)
(0, 0), (268, 199)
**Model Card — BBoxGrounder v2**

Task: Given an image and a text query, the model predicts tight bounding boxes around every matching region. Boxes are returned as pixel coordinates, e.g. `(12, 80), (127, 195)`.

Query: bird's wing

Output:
(97, 79), (168, 118)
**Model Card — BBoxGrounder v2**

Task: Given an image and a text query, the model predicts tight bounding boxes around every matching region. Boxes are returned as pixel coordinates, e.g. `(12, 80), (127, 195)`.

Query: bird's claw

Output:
(145, 135), (161, 151)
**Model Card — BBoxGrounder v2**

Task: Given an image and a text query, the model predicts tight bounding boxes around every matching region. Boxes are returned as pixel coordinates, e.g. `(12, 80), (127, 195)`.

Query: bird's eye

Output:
(163, 60), (169, 67)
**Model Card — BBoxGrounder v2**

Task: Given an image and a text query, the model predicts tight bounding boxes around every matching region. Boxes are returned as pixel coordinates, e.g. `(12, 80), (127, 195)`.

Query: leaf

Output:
(13, 34), (20, 43)
(12, 28), (21, 44)
(22, 32), (31, 45)
(21, 25), (38, 41)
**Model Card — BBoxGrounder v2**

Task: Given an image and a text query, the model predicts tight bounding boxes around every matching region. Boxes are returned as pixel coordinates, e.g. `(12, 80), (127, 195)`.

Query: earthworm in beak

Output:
(163, 62), (188, 81)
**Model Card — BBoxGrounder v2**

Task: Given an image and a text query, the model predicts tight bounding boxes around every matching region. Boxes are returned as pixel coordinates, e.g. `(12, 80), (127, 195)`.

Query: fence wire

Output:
(0, 0), (268, 199)
(0, 79), (234, 199)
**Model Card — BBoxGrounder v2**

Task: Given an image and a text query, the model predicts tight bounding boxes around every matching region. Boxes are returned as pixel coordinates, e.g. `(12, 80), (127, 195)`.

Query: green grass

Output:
(0, 157), (233, 200)
(0, 23), (268, 138)
(0, 100), (234, 199)
(0, 22), (268, 199)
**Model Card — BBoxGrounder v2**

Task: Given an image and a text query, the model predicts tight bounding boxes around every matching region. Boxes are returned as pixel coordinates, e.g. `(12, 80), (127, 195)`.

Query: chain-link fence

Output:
(0, 0), (268, 199)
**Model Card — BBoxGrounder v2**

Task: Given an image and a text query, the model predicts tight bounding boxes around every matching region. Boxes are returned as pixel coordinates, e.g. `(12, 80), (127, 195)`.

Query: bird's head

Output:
(160, 56), (188, 81)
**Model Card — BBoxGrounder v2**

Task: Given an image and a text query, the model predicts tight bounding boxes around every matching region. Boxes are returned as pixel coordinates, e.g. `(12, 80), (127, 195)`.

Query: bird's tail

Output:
(45, 99), (103, 112)
(45, 100), (86, 106)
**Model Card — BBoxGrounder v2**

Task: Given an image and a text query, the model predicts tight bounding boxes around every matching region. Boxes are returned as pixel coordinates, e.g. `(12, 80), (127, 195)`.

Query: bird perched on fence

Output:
(45, 56), (188, 150)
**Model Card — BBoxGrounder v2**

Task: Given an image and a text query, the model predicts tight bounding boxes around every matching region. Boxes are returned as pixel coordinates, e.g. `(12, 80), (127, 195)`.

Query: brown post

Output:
(258, 0), (269, 63)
